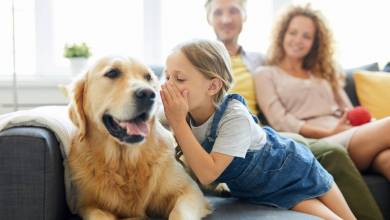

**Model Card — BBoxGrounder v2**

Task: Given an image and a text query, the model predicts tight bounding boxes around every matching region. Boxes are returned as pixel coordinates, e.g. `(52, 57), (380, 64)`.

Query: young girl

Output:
(160, 39), (356, 219)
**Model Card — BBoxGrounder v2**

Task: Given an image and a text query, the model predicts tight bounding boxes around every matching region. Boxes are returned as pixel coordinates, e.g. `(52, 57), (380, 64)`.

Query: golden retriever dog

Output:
(68, 56), (211, 220)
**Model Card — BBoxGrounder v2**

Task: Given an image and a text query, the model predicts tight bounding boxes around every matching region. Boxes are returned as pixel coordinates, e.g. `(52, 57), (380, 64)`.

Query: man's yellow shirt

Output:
(230, 55), (259, 116)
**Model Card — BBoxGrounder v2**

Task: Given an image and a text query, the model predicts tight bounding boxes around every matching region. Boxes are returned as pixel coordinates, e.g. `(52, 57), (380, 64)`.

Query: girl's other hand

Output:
(160, 81), (189, 128)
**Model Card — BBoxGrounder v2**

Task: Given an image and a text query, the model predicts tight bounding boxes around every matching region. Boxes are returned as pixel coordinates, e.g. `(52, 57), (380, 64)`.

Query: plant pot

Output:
(68, 57), (88, 76)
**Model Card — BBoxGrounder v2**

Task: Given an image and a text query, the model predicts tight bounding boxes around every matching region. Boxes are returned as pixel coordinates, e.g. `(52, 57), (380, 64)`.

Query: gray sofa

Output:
(0, 127), (320, 220)
(0, 64), (389, 220)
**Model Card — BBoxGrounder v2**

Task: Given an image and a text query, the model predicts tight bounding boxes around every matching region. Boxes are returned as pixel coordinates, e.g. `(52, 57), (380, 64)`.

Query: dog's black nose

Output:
(135, 88), (156, 110)
(135, 88), (156, 100)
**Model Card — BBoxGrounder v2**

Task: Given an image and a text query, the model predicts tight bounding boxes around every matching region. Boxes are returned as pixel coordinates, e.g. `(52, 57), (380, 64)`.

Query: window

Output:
(241, 0), (273, 54)
(0, 0), (144, 77)
(0, 1), (13, 78)
(1, 0), (389, 79)
(50, 0), (144, 74)
(0, 0), (35, 77)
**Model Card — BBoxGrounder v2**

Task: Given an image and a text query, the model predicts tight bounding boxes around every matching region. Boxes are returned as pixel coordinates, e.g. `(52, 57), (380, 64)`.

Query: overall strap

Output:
(207, 94), (259, 146)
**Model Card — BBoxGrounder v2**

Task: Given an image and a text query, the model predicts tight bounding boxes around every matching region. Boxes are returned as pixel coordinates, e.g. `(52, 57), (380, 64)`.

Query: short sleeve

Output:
(211, 110), (254, 158)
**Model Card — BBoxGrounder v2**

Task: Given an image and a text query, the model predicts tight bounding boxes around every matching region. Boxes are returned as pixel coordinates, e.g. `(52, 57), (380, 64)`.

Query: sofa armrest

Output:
(0, 127), (68, 220)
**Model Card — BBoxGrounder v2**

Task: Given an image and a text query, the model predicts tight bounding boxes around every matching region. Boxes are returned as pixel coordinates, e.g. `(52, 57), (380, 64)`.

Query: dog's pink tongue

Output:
(124, 122), (149, 136)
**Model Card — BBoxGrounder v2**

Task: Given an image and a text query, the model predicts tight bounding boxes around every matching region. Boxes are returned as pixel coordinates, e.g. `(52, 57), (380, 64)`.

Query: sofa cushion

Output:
(68, 196), (320, 220)
(354, 71), (390, 119)
(344, 63), (380, 106)
(204, 196), (320, 220)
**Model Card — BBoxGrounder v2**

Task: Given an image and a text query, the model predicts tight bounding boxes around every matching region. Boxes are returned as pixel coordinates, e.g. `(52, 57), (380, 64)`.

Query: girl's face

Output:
(164, 51), (214, 111)
(282, 15), (316, 61)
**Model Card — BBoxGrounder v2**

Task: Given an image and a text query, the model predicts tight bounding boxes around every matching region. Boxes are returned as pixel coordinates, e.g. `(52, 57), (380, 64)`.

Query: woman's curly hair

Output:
(267, 4), (342, 91)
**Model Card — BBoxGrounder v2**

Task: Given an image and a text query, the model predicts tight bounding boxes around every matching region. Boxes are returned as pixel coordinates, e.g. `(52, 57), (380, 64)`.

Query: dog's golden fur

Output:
(68, 56), (210, 220)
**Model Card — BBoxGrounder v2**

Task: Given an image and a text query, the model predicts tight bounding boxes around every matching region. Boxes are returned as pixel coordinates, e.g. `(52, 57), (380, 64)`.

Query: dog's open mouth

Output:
(102, 112), (150, 143)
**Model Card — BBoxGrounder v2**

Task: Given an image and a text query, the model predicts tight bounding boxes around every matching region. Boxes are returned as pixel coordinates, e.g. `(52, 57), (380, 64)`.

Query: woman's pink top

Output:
(254, 66), (352, 133)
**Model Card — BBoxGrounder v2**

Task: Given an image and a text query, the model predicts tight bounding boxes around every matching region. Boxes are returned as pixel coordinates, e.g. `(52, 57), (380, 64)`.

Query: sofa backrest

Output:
(149, 63), (382, 124)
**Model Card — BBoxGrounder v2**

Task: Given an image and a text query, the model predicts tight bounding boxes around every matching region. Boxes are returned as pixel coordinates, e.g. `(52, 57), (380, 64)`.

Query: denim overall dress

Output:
(200, 94), (333, 209)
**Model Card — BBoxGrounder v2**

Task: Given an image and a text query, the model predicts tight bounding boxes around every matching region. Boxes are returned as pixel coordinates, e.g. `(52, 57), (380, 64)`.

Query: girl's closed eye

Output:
(165, 73), (186, 82)
(176, 76), (186, 82)
(168, 75), (186, 83)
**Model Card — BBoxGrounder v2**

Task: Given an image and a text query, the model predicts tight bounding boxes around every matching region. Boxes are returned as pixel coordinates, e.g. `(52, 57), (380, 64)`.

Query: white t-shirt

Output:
(190, 99), (267, 158)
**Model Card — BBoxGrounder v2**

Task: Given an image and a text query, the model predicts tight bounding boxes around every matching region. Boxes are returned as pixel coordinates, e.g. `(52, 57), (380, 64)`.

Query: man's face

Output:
(207, 0), (246, 44)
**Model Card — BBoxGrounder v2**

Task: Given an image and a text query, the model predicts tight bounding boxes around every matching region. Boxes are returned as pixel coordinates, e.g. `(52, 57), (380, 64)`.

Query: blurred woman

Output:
(255, 4), (390, 181)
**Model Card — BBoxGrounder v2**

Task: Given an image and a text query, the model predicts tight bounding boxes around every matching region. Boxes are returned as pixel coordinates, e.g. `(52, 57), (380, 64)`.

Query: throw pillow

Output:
(354, 71), (390, 119)
(344, 63), (379, 106)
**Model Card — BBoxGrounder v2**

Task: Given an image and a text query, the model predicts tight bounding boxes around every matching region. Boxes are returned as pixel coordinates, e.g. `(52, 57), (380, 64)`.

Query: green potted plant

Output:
(64, 42), (91, 75)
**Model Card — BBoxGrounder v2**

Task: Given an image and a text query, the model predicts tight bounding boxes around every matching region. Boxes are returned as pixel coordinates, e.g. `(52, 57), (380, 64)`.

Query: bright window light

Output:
(1, 0), (389, 78)
(0, 1), (13, 78)
(52, 0), (144, 74)
(0, 0), (35, 77)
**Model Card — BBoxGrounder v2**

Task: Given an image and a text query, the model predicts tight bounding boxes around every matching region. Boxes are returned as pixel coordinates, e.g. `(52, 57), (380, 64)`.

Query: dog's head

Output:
(68, 56), (160, 144)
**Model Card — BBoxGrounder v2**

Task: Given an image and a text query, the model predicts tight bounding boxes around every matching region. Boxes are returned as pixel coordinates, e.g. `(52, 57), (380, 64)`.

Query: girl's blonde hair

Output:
(174, 39), (234, 105)
(267, 4), (342, 91)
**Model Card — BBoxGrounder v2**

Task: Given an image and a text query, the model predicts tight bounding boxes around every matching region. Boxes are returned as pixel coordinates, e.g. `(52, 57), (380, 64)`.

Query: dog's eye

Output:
(104, 69), (121, 79)
(144, 73), (152, 81)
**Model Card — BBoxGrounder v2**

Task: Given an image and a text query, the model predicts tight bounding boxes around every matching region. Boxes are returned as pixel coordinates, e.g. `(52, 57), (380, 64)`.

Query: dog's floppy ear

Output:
(68, 73), (88, 141)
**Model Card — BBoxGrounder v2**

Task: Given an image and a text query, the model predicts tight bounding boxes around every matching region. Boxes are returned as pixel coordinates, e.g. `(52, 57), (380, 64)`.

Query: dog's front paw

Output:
(214, 183), (230, 196)
(201, 182), (231, 197)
